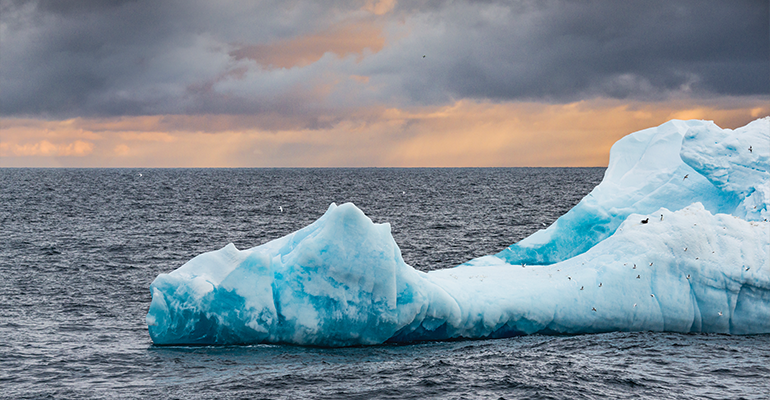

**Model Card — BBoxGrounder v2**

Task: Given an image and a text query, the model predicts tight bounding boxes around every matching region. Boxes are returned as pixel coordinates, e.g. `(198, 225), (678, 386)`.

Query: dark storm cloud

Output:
(0, 0), (355, 120)
(1, 0), (767, 120)
(375, 0), (769, 104)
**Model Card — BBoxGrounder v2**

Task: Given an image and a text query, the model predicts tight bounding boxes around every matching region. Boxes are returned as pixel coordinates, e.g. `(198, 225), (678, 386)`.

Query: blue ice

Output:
(147, 117), (770, 346)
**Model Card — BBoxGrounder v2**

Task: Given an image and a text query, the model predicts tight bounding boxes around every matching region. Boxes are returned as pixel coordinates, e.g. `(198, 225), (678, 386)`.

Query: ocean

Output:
(1, 168), (768, 399)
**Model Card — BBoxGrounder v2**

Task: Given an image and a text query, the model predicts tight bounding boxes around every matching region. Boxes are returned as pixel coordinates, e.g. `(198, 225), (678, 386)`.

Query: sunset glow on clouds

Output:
(2, 99), (766, 167)
(1, 0), (768, 167)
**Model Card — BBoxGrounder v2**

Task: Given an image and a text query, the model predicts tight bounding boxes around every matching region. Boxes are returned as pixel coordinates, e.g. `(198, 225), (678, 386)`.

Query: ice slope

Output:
(147, 117), (770, 346)
(489, 119), (767, 266)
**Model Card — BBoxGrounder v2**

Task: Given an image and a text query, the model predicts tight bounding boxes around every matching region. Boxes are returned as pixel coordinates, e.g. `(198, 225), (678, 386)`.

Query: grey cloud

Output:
(1, 0), (357, 120)
(370, 0), (769, 105)
(0, 0), (767, 122)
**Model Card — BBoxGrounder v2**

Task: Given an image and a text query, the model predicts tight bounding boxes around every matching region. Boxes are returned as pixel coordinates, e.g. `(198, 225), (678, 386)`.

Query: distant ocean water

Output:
(1, 168), (768, 399)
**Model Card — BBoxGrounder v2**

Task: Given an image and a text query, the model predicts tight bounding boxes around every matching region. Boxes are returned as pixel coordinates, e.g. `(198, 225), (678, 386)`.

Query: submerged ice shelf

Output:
(147, 118), (770, 346)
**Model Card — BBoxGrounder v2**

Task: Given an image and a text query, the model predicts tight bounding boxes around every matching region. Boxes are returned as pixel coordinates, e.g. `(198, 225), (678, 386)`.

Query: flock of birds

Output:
(550, 174), (731, 318)
(272, 167), (752, 322)
(470, 170), (740, 320)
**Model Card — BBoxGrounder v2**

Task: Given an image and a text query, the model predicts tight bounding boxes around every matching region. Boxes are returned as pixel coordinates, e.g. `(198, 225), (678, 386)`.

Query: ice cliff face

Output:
(147, 117), (769, 346)
(147, 203), (421, 346)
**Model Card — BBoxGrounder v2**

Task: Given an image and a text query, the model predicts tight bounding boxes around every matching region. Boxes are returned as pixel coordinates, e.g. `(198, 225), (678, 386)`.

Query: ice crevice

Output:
(147, 117), (770, 346)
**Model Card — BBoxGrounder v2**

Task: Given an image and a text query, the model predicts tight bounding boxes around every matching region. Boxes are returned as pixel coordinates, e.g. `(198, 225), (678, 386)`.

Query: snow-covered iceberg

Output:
(147, 117), (770, 346)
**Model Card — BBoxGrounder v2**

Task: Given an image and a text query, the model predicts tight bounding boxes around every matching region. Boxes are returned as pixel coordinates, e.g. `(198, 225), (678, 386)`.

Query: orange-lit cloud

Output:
(118, 132), (177, 142)
(231, 22), (386, 69)
(366, 100), (770, 167)
(364, 0), (398, 15)
(0, 140), (94, 157)
(1, 99), (767, 167)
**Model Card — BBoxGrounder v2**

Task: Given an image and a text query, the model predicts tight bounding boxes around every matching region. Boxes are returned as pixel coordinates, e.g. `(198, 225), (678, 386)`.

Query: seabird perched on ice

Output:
(599, 283), (602, 287)
(745, 266), (751, 271)
(683, 174), (689, 180)
(660, 214), (664, 221)
(568, 276), (571, 280)
(649, 262), (653, 266)
(633, 264), (637, 269)
(718, 311), (723, 316)
(651, 294), (655, 298)
(683, 247), (687, 251)
(636, 275), (641, 279)
(591, 307), (596, 312)
(580, 286), (584, 290)
(686, 274), (691, 279)
(749, 146), (752, 152)
(641, 218), (649, 224)
(633, 303), (637, 307)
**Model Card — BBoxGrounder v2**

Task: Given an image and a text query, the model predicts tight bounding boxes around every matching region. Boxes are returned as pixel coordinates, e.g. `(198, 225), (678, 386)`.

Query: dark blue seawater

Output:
(1, 168), (768, 399)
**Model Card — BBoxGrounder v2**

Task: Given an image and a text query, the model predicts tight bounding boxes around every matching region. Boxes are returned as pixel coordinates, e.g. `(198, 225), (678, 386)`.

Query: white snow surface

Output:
(147, 117), (770, 346)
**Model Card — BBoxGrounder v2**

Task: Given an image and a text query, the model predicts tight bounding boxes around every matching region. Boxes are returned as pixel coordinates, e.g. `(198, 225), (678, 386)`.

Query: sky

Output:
(1, 0), (768, 167)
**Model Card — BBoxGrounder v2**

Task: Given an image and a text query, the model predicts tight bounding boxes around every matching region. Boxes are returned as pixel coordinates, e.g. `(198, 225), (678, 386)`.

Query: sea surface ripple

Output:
(1, 168), (767, 399)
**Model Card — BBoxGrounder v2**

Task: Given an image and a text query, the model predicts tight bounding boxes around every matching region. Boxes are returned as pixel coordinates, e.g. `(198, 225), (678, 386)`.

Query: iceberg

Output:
(147, 117), (770, 346)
